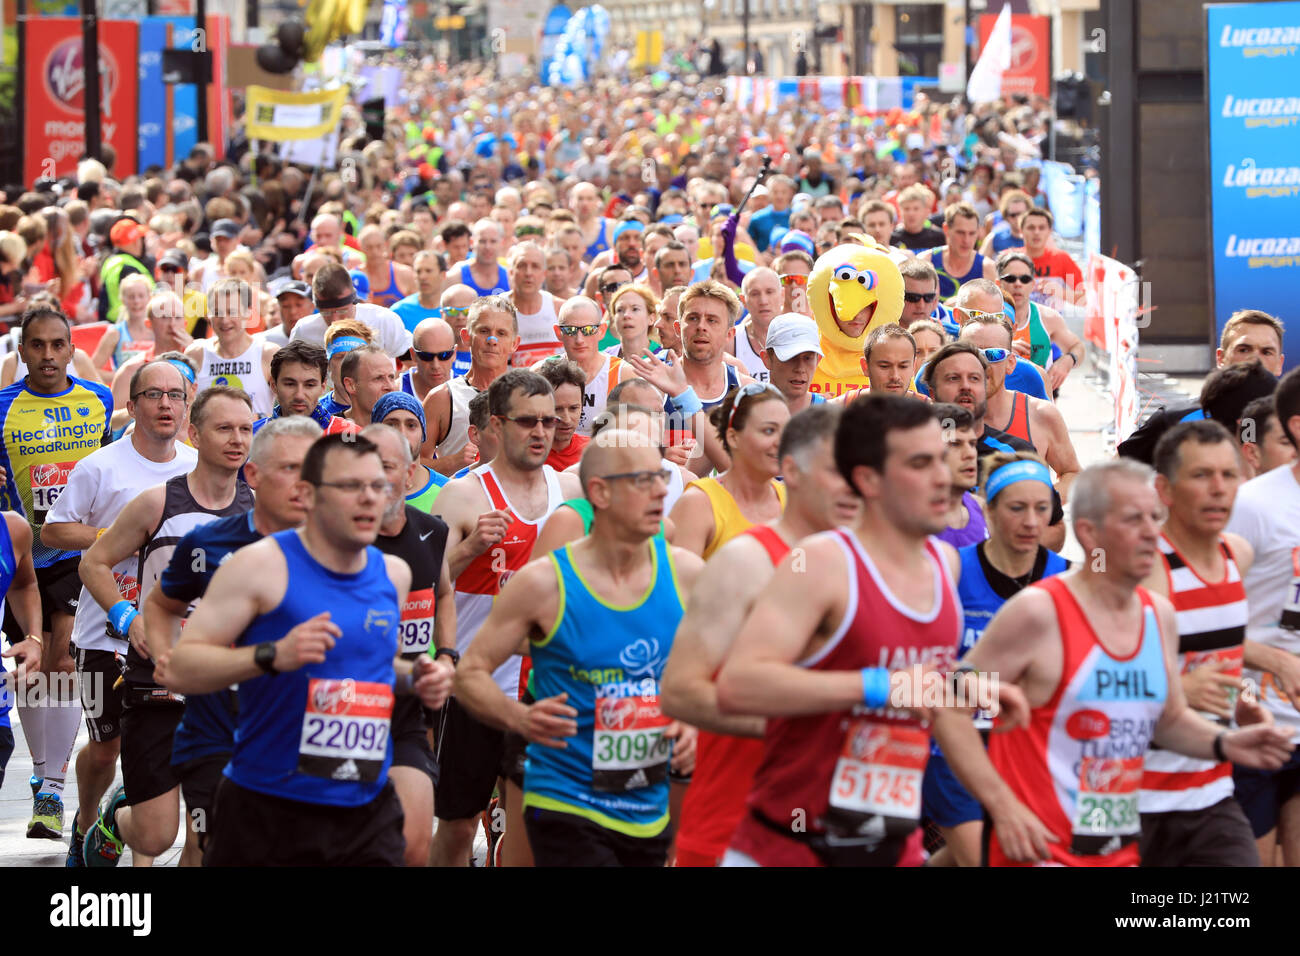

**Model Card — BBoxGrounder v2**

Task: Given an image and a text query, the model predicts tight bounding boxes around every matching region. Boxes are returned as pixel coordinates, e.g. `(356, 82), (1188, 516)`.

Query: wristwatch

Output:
(434, 647), (460, 667)
(254, 642), (279, 675)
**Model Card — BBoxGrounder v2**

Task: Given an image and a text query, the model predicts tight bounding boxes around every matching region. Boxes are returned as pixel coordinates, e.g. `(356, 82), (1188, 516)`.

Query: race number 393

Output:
(399, 588), (435, 654)
(298, 678), (393, 782)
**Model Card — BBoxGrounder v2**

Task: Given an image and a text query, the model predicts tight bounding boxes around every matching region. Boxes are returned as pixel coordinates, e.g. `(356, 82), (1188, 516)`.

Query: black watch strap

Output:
(254, 642), (279, 675)
(434, 647), (460, 666)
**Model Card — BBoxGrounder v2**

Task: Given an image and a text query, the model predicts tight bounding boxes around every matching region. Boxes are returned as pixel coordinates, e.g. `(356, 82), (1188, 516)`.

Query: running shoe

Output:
(66, 824), (87, 868)
(82, 785), (126, 867)
(27, 791), (64, 840)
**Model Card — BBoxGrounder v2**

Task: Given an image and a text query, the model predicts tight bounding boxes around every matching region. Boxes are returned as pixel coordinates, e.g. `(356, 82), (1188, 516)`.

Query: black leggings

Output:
(0, 724), (14, 790)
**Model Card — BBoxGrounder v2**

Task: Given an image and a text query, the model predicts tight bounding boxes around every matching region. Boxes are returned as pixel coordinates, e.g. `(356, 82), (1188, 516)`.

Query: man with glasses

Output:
(956, 284), (1081, 499)
(164, 432), (448, 866)
(439, 284), (476, 377)
(43, 358), (194, 865)
(996, 250), (1083, 390)
(456, 427), (701, 866)
(79, 386), (256, 867)
(429, 370), (580, 866)
(899, 258), (957, 336)
(401, 317), (458, 403)
(542, 296), (635, 436)
(423, 295), (521, 478)
(507, 243), (563, 369)
(392, 251), (446, 334)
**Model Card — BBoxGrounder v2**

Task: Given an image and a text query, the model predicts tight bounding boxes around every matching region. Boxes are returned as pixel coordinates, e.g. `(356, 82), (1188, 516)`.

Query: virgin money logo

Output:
(1009, 25), (1039, 72)
(44, 37), (117, 117)
(599, 696), (635, 730)
(313, 679), (356, 714)
(30, 462), (73, 486)
(849, 724), (888, 761)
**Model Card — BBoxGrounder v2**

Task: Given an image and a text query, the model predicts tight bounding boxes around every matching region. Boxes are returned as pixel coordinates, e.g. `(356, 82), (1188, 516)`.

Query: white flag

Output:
(967, 3), (1012, 104)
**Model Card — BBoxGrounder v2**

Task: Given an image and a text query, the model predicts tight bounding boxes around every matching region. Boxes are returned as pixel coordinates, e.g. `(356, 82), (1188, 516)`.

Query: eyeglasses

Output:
(999, 274), (1034, 285)
(903, 291), (938, 304)
(414, 348), (456, 361)
(779, 274), (807, 287)
(981, 347), (1011, 363)
(598, 468), (672, 491)
(159, 264), (182, 274)
(600, 281), (627, 295)
(316, 479), (391, 496)
(960, 309), (1005, 324)
(727, 382), (782, 433)
(558, 324), (601, 337)
(496, 414), (561, 430)
(131, 389), (188, 403)
(441, 306), (470, 318)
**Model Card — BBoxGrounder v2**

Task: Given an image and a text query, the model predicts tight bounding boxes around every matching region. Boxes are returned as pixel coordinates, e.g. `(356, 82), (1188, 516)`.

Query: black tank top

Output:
(123, 473), (255, 688)
(374, 506), (448, 661)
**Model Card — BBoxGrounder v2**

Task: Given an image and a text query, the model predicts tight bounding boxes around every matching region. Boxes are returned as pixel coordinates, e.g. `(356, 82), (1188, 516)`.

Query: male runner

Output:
(537, 358), (589, 471)
(1019, 208), (1083, 310)
(401, 317), (457, 403)
(292, 263), (413, 359)
(110, 293), (193, 412)
(1227, 366), (1300, 865)
(729, 268), (783, 383)
(363, 424), (457, 867)
(440, 284), (476, 378)
(1238, 396), (1297, 478)
(663, 405), (858, 866)
(1138, 420), (1263, 866)
(422, 295), (520, 477)
(393, 251), (447, 333)
(253, 340), (357, 436)
(0, 508), (41, 790)
(456, 430), (702, 866)
(507, 243), (563, 368)
(919, 203), (997, 300)
(429, 370), (580, 866)
(933, 459), (1292, 865)
(543, 296), (634, 436)
(0, 305), (113, 841)
(1216, 309), (1284, 377)
(187, 278), (277, 419)
(762, 314), (827, 414)
(340, 345), (398, 427)
(163, 433), (450, 866)
(43, 358), (195, 864)
(861, 324), (917, 397)
(143, 416), (321, 866)
(373, 391), (447, 512)
(652, 242), (693, 296)
(717, 396), (963, 866)
(79, 386), (256, 866)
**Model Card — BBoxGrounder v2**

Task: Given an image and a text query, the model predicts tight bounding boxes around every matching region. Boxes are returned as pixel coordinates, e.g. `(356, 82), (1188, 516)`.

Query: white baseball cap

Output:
(765, 313), (824, 362)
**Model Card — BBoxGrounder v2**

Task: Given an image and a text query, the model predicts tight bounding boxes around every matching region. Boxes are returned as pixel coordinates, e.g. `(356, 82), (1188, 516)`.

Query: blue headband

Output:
(326, 336), (368, 359)
(165, 358), (196, 385)
(373, 390), (426, 442)
(985, 459), (1053, 503)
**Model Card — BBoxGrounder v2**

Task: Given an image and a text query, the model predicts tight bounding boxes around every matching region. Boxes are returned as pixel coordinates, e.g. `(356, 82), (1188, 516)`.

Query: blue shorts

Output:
(1232, 746), (1300, 838)
(922, 748), (982, 829)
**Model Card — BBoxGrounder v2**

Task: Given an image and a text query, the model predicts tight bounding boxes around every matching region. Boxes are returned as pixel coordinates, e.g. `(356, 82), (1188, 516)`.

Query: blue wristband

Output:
(861, 667), (890, 709)
(108, 600), (139, 640)
(670, 386), (703, 417)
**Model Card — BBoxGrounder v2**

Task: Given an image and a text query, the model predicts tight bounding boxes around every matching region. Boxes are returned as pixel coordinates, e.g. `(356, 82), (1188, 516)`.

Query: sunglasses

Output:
(727, 382), (782, 433)
(441, 306), (470, 318)
(559, 323), (602, 337)
(600, 281), (628, 295)
(516, 225), (543, 237)
(903, 291), (938, 304)
(496, 414), (561, 430)
(960, 309), (1007, 325)
(779, 274), (807, 287)
(999, 274), (1034, 285)
(981, 347), (1011, 363)
(414, 348), (456, 361)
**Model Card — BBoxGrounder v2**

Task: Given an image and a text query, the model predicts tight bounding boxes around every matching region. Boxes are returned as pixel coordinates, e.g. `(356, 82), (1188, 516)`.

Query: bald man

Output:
(441, 283), (476, 378)
(454, 431), (703, 867)
(401, 317), (458, 402)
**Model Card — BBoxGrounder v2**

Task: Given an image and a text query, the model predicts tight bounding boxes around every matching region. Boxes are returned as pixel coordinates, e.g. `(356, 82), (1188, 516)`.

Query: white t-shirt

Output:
(290, 302), (414, 358)
(1226, 463), (1300, 738)
(48, 438), (198, 653)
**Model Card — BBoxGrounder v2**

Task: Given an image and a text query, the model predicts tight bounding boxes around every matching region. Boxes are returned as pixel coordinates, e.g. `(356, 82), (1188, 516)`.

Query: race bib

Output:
(1280, 547), (1300, 632)
(592, 678), (671, 792)
(297, 678), (393, 782)
(398, 588), (435, 655)
(828, 719), (929, 822)
(29, 461), (75, 523)
(1073, 756), (1142, 839)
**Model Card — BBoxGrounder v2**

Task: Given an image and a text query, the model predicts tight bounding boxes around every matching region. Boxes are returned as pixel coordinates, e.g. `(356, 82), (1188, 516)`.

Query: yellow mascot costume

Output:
(807, 237), (907, 399)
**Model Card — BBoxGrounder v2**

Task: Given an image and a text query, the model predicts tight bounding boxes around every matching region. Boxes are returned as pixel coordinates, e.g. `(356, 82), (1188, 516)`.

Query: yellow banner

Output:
(245, 85), (348, 142)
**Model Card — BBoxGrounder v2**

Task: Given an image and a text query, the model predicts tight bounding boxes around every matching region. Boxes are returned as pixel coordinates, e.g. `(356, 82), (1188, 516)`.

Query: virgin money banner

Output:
(25, 17), (139, 183)
(1206, 1), (1300, 368)
(977, 12), (1050, 98)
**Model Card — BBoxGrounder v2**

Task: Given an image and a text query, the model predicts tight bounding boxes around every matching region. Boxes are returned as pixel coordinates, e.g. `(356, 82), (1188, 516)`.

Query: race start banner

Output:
(245, 85), (348, 141)
(1206, 1), (1300, 368)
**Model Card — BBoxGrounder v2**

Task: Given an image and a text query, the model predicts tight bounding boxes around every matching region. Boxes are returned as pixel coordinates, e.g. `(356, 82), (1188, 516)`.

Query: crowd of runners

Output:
(0, 62), (1294, 867)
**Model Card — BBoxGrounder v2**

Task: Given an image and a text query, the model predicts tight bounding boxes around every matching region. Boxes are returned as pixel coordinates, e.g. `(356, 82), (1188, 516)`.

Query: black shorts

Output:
(174, 753), (228, 850)
(204, 777), (406, 867)
(1140, 796), (1259, 867)
(392, 696), (439, 788)
(433, 696), (505, 822)
(120, 697), (184, 806)
(0, 723), (14, 785)
(1234, 747), (1300, 838)
(524, 806), (671, 867)
(74, 646), (124, 743)
(35, 557), (82, 624)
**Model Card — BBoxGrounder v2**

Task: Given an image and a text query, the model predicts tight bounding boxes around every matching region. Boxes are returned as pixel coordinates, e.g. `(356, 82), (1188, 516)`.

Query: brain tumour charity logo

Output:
(618, 638), (663, 678)
(44, 37), (117, 118)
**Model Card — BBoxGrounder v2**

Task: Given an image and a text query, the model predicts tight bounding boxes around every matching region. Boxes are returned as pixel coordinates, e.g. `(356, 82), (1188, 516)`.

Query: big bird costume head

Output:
(808, 236), (908, 398)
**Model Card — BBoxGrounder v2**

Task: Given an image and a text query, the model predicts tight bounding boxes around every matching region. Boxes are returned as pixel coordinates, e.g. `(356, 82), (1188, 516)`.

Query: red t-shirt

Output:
(545, 433), (589, 471)
(1031, 247), (1083, 309)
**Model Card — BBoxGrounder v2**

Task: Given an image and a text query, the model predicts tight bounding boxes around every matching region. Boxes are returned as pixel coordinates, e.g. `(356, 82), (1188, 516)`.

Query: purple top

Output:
(937, 492), (987, 549)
